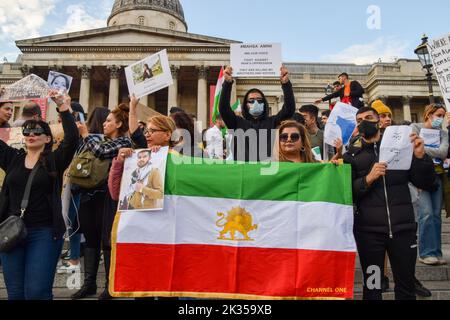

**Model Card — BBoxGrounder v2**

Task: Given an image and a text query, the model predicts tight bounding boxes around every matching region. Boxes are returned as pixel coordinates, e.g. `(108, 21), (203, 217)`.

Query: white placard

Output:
(429, 33), (450, 110)
(48, 70), (73, 94)
(230, 43), (282, 78)
(379, 126), (413, 171)
(420, 128), (441, 148)
(324, 102), (358, 146)
(118, 147), (169, 212)
(125, 49), (173, 99)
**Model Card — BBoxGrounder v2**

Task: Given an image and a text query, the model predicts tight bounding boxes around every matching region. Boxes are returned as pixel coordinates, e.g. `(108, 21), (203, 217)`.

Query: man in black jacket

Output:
(316, 73), (365, 109)
(219, 66), (295, 162)
(343, 107), (435, 300)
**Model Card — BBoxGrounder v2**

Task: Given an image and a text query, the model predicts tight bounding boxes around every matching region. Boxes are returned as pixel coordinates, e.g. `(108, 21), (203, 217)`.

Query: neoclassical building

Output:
(0, 0), (444, 126)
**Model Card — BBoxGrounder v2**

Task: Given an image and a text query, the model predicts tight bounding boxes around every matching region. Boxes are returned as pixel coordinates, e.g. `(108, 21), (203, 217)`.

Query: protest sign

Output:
(118, 147), (169, 212)
(379, 126), (414, 171)
(420, 128), (441, 148)
(0, 74), (50, 102)
(324, 102), (358, 147)
(230, 43), (282, 78)
(125, 50), (173, 99)
(48, 71), (73, 94)
(429, 33), (450, 110)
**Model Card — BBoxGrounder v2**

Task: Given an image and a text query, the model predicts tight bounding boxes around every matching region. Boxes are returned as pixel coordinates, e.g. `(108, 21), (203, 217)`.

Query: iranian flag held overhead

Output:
(110, 154), (357, 300)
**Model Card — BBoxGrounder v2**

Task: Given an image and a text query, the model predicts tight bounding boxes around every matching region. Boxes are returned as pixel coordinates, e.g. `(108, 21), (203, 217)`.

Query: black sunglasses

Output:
(22, 127), (46, 137)
(279, 133), (301, 143)
(247, 99), (264, 104)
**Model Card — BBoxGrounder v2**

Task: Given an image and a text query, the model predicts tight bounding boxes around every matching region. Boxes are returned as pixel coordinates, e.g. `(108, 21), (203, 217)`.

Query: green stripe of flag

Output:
(164, 154), (353, 206)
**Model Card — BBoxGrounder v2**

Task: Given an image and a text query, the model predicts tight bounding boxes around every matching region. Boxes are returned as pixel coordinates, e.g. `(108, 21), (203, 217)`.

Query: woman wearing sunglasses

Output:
(0, 92), (79, 300)
(276, 120), (316, 163)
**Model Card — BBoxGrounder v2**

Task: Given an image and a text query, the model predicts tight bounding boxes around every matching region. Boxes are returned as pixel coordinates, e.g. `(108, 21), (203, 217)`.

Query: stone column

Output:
(78, 65), (92, 113)
(167, 65), (179, 114)
(402, 96), (412, 122)
(197, 66), (209, 130)
(108, 65), (120, 110)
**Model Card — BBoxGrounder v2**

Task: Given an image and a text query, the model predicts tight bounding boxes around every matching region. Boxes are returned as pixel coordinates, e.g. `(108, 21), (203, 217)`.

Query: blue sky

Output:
(1, 0), (449, 64)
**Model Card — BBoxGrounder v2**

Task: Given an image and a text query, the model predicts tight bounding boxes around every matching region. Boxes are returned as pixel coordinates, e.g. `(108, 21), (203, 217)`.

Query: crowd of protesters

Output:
(0, 66), (449, 301)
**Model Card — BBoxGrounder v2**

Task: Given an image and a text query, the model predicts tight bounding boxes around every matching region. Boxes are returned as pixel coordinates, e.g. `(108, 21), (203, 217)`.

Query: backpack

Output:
(68, 149), (111, 189)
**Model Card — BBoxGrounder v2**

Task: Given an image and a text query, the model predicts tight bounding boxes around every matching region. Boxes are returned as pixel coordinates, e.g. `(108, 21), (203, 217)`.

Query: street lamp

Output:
(414, 34), (435, 104)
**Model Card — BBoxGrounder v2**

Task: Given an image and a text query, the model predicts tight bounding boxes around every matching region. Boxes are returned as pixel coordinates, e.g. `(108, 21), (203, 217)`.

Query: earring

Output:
(300, 147), (306, 153)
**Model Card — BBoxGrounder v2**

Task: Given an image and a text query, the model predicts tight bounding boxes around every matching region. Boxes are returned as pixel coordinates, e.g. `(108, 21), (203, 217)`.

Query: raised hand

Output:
(224, 66), (233, 83)
(280, 66), (289, 84)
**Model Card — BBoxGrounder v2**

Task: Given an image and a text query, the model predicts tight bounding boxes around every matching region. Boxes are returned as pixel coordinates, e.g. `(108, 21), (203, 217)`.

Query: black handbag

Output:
(0, 164), (40, 253)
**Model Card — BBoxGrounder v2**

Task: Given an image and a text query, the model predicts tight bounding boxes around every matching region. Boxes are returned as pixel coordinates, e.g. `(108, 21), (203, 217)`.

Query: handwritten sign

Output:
(230, 43), (282, 78)
(429, 33), (450, 110)
(379, 126), (413, 171)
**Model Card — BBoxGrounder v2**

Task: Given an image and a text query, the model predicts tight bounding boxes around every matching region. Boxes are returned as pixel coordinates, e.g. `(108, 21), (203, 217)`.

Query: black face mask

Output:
(358, 120), (380, 139)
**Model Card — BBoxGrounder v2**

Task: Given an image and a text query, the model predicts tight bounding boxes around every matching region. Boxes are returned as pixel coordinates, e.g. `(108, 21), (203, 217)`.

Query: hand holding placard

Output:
(224, 66), (233, 83)
(280, 66), (289, 84)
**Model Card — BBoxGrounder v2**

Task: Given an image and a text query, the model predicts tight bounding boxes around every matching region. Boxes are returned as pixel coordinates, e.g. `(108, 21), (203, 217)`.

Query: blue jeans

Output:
(418, 177), (443, 258)
(0, 228), (64, 300)
(68, 194), (81, 260)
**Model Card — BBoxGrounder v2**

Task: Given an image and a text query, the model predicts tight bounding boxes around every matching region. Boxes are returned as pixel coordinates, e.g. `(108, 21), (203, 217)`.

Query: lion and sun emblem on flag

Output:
(216, 207), (258, 241)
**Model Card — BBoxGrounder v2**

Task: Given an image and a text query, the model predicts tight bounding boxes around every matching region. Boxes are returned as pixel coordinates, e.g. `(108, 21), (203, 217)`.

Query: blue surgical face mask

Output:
(432, 117), (444, 129)
(248, 100), (265, 117)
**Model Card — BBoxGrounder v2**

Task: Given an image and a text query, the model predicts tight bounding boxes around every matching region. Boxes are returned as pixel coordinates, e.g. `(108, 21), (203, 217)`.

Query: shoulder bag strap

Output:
(20, 164), (40, 218)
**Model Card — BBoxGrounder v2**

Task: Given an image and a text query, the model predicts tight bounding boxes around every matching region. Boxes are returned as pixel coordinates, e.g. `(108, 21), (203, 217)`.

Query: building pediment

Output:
(16, 25), (239, 50)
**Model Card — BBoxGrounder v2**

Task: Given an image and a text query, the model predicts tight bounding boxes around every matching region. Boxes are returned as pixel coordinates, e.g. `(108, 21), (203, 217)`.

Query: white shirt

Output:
(205, 125), (224, 159)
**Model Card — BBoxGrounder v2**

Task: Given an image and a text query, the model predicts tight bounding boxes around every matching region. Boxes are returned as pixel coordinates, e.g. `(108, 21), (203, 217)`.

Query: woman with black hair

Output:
(0, 92), (78, 300)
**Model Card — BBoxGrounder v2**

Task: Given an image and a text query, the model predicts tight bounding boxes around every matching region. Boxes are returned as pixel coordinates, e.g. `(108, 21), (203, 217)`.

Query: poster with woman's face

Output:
(47, 71), (73, 93)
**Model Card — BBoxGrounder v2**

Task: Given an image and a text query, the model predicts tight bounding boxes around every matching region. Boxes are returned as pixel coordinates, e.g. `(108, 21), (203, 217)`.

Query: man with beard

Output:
(120, 150), (163, 210)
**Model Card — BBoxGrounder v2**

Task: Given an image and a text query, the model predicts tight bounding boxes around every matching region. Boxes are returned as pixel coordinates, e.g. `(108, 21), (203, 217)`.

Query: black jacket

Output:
(0, 111), (79, 239)
(219, 80), (295, 161)
(322, 81), (365, 109)
(343, 137), (435, 235)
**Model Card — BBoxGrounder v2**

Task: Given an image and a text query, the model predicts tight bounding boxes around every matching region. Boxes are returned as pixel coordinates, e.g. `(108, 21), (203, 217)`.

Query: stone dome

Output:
(108, 0), (187, 31)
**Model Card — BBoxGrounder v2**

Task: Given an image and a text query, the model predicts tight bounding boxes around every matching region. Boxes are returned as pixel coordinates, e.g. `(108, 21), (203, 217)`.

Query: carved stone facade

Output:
(0, 1), (444, 127)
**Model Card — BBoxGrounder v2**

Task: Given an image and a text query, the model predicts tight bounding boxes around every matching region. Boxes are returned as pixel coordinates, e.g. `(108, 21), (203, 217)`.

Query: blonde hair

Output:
(148, 115), (177, 147)
(277, 120), (315, 163)
(423, 104), (446, 122)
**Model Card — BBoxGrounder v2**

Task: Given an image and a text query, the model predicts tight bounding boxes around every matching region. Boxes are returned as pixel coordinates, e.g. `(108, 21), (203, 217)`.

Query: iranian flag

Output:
(211, 67), (224, 124)
(110, 155), (356, 300)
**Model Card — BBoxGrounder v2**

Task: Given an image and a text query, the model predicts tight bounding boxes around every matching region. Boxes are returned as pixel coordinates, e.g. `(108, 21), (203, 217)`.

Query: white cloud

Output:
(322, 37), (410, 65)
(55, 4), (106, 34)
(0, 0), (56, 40)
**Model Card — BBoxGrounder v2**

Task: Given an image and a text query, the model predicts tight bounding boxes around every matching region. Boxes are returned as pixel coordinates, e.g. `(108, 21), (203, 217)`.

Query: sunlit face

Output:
(23, 125), (51, 150)
(379, 113), (392, 129)
(321, 115), (329, 126)
(145, 121), (171, 148)
(279, 127), (303, 154)
(137, 152), (150, 168)
(0, 103), (13, 123)
(338, 75), (347, 85)
(103, 113), (122, 138)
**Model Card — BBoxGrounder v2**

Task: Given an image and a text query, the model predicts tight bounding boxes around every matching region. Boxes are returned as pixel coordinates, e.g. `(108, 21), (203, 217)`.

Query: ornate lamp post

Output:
(414, 34), (435, 104)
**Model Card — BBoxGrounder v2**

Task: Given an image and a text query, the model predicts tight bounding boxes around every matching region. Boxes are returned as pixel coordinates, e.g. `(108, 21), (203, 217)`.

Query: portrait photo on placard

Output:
(47, 71), (73, 93)
(118, 147), (169, 212)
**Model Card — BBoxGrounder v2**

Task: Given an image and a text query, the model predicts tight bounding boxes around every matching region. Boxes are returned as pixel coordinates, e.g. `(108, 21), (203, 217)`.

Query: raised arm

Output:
(219, 66), (239, 130)
(273, 67), (296, 126)
(51, 93), (79, 172)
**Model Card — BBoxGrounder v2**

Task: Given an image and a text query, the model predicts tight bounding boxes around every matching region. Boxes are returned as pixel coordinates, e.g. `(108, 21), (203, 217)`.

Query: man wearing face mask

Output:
(343, 107), (435, 300)
(219, 66), (295, 161)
